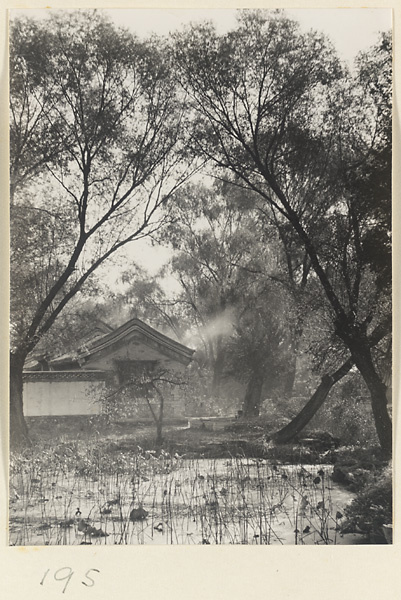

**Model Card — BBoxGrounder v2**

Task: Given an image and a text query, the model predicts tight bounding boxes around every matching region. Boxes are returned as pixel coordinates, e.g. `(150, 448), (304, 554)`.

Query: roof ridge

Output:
(78, 317), (195, 364)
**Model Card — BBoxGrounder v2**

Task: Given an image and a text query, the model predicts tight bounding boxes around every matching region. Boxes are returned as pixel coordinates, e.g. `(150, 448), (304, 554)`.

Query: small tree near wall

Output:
(102, 365), (188, 446)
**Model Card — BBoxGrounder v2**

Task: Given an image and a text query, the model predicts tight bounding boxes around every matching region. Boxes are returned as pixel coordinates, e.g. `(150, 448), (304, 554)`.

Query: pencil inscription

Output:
(40, 568), (100, 593)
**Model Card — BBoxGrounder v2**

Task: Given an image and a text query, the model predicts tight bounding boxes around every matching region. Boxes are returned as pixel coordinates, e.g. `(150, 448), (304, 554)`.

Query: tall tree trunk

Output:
(333, 322), (393, 456)
(283, 322), (303, 397)
(10, 351), (30, 448)
(155, 420), (163, 447)
(242, 370), (264, 417)
(271, 187), (391, 450)
(211, 336), (225, 397)
(283, 355), (297, 397)
(272, 358), (354, 444)
(347, 342), (392, 456)
(153, 386), (164, 447)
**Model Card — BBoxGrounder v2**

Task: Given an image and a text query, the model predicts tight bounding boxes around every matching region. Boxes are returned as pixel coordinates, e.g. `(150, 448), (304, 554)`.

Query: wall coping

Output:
(23, 370), (109, 382)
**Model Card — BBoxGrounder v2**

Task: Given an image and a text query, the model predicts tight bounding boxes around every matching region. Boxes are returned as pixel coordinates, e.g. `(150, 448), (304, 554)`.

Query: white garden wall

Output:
(23, 374), (105, 416)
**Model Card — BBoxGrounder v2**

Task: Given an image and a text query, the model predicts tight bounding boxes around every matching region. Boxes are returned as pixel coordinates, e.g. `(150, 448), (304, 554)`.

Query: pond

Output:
(9, 456), (364, 545)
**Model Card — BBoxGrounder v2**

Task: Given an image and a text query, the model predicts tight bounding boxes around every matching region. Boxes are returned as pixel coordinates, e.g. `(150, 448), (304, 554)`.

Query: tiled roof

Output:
(48, 318), (194, 369)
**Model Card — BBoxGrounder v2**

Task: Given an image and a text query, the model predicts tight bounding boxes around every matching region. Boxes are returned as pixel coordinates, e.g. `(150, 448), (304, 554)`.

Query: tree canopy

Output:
(172, 10), (392, 452)
(10, 9), (392, 453)
(9, 10), (195, 445)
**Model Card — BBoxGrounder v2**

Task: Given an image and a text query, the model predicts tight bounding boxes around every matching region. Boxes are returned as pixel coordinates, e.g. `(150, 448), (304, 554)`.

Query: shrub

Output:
(342, 466), (392, 539)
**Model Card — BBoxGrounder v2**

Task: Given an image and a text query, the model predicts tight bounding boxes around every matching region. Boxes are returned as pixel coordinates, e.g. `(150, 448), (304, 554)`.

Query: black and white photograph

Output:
(7, 6), (393, 551)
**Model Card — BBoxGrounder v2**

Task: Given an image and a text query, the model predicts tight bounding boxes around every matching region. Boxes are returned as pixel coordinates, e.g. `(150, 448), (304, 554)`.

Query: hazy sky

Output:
(14, 7), (391, 66)
(106, 8), (391, 65)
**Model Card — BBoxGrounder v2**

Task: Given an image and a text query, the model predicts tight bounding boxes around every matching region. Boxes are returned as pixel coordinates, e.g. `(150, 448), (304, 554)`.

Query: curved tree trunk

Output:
(10, 351), (30, 448)
(333, 321), (393, 457)
(242, 370), (264, 417)
(272, 357), (354, 444)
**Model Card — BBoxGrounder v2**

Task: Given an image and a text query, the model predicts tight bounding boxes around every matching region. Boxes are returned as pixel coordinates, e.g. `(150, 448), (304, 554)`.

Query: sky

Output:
(16, 7), (391, 65)
(105, 8), (391, 65)
(116, 8), (389, 60)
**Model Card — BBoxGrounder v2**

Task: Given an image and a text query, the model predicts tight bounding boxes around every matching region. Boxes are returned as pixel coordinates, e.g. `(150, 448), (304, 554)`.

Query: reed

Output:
(9, 445), (349, 545)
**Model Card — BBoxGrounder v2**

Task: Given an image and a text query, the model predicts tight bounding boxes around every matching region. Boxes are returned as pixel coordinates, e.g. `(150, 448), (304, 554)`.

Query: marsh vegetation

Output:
(10, 430), (383, 546)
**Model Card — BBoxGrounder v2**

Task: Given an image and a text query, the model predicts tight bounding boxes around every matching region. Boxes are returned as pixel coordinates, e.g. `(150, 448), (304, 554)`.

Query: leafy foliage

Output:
(342, 467), (392, 537)
(10, 10), (193, 358)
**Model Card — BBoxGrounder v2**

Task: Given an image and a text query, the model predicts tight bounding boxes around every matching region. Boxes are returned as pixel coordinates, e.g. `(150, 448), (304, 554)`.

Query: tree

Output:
(102, 364), (188, 446)
(272, 315), (390, 443)
(115, 267), (188, 341)
(156, 181), (261, 396)
(10, 17), (65, 201)
(156, 180), (295, 402)
(226, 282), (293, 417)
(9, 11), (195, 446)
(174, 11), (392, 453)
(119, 180), (307, 419)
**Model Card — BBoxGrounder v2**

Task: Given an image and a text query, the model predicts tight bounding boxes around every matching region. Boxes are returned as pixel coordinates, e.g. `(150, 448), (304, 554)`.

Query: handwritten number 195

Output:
(40, 568), (100, 593)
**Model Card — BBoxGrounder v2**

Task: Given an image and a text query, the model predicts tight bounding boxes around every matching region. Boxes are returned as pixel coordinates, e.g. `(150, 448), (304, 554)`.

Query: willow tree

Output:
(9, 10), (194, 446)
(174, 11), (392, 453)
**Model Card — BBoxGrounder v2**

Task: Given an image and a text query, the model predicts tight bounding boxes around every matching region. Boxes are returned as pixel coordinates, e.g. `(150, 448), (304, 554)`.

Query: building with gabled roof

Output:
(23, 317), (195, 420)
